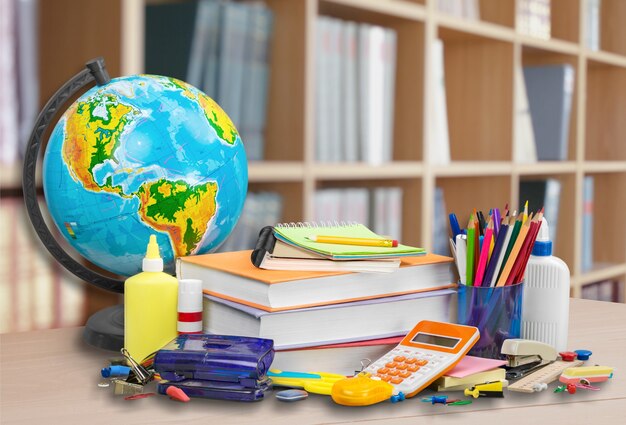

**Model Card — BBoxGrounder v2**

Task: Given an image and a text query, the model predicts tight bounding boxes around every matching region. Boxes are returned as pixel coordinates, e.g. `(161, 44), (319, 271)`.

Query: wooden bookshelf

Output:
(5, 0), (623, 306)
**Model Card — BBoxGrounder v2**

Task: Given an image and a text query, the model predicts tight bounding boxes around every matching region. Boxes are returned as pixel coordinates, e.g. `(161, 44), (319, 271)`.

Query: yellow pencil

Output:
(307, 235), (398, 247)
(522, 200), (529, 224)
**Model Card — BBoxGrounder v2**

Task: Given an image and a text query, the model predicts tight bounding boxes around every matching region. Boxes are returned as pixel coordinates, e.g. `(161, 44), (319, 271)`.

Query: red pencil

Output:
(513, 210), (544, 283)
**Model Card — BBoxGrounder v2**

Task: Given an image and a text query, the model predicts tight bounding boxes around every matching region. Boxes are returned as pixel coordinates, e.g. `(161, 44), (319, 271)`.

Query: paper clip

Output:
(120, 348), (154, 385)
(356, 359), (372, 375)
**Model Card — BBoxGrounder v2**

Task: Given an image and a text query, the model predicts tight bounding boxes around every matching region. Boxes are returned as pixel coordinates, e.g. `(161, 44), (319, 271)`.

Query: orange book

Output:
(178, 250), (456, 312)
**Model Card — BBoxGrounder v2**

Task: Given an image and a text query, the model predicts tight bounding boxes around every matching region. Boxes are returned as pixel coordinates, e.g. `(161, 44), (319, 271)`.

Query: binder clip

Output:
(121, 348), (154, 385)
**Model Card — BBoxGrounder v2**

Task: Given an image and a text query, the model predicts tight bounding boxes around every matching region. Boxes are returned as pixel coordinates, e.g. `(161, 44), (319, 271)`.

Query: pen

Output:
(466, 215), (476, 286)
(449, 213), (462, 240)
(307, 235), (399, 247)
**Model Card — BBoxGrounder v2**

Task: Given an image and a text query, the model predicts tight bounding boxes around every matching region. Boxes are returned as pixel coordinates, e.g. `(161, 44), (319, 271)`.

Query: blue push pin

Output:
(574, 350), (592, 361)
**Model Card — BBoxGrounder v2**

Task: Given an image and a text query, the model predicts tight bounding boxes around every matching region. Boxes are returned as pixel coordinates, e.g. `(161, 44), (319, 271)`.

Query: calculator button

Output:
(380, 375), (392, 382)
(395, 364), (408, 370)
(407, 365), (420, 372)
(399, 371), (411, 378)
(385, 362), (397, 368)
(417, 360), (428, 366)
(377, 368), (389, 374)
(387, 370), (399, 376)
(405, 358), (417, 364)
(393, 356), (406, 362)
(390, 377), (404, 384)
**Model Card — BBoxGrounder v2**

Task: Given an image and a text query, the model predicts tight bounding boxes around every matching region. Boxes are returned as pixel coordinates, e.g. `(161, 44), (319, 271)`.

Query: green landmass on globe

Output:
(43, 74), (248, 276)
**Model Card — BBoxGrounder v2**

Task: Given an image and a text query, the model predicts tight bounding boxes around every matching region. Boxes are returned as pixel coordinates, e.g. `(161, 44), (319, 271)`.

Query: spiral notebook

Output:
(273, 222), (425, 260)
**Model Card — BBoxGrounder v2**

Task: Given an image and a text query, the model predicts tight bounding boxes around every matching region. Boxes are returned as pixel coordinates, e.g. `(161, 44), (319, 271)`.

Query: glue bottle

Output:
(124, 235), (178, 363)
(521, 218), (570, 352)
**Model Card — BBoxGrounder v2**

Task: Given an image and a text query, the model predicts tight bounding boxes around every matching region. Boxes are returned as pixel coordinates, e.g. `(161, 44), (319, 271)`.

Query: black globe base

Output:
(83, 304), (125, 351)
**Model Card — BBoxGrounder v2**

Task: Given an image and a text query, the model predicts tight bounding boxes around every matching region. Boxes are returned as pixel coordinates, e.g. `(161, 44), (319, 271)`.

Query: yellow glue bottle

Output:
(124, 235), (178, 363)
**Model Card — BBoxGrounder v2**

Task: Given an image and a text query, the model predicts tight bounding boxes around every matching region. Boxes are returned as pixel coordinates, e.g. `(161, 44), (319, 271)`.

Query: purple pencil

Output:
(493, 208), (501, 238)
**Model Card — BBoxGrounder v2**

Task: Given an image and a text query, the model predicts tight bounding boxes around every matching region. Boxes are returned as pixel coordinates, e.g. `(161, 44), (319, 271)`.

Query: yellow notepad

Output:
(273, 222), (425, 260)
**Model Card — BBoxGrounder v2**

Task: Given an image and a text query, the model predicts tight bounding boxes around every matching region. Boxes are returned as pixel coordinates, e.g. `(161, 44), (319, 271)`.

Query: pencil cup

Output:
(457, 282), (524, 359)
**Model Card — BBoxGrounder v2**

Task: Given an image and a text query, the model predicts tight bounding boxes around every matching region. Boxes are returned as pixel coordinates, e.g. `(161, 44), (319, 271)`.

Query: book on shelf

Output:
(273, 336), (402, 376)
(437, 0), (480, 20)
(218, 191), (282, 252)
(427, 39), (451, 165)
(316, 17), (396, 164)
(582, 280), (623, 303)
(519, 179), (561, 245)
(523, 64), (575, 161)
(185, 0), (274, 161)
(514, 65), (538, 163)
(585, 0), (601, 51)
(177, 250), (456, 312)
(517, 0), (551, 40)
(273, 222), (424, 260)
(581, 176), (594, 272)
(202, 289), (455, 349)
(252, 227), (401, 273)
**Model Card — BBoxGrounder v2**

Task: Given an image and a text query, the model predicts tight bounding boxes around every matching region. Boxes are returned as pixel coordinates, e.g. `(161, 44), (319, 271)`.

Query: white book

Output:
(544, 179), (561, 246)
(273, 340), (399, 376)
(316, 17), (332, 162)
(428, 39), (451, 165)
(514, 66), (537, 163)
(382, 28), (397, 163)
(202, 290), (454, 349)
(581, 176), (594, 271)
(585, 0), (601, 51)
(328, 18), (343, 162)
(342, 21), (359, 162)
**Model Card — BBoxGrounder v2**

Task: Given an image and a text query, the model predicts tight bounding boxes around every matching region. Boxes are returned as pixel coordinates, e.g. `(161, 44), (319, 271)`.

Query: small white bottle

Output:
(522, 218), (570, 352)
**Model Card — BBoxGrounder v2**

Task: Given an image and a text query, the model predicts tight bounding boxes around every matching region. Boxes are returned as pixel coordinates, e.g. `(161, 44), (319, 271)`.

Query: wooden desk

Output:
(1, 298), (625, 424)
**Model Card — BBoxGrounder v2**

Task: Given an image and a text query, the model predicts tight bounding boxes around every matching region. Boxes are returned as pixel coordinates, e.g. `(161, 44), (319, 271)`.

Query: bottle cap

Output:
(142, 235), (164, 272)
(532, 217), (552, 256)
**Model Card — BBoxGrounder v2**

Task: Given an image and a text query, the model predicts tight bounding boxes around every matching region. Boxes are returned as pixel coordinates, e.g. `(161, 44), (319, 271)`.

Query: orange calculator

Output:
(332, 321), (480, 405)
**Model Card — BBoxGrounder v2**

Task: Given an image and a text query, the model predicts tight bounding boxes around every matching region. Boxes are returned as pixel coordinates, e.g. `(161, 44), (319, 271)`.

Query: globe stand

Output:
(23, 58), (127, 351)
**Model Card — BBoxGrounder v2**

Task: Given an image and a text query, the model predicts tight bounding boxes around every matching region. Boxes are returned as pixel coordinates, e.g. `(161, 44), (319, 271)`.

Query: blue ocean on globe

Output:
(43, 74), (248, 276)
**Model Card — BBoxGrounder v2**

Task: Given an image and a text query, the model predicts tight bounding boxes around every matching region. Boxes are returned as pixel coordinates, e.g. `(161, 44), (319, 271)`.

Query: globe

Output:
(42, 74), (248, 277)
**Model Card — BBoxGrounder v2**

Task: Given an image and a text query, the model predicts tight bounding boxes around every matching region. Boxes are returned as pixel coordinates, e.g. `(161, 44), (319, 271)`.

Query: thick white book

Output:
(386, 187), (403, 240)
(273, 337), (401, 376)
(342, 188), (370, 226)
(202, 289), (455, 349)
(428, 39), (451, 165)
(328, 18), (343, 162)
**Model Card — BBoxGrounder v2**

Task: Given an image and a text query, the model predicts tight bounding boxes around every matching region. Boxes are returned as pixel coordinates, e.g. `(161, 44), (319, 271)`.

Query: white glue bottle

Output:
(521, 217), (570, 352)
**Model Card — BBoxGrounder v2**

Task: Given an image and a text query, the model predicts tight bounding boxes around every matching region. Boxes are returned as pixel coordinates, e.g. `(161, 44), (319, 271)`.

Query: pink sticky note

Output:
(445, 356), (507, 378)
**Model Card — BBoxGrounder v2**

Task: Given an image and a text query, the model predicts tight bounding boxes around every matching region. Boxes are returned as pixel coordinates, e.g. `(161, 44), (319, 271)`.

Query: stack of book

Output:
(177, 226), (457, 375)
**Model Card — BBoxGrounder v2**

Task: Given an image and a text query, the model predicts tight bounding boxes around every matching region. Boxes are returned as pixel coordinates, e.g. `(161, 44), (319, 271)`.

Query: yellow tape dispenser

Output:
(331, 373), (395, 406)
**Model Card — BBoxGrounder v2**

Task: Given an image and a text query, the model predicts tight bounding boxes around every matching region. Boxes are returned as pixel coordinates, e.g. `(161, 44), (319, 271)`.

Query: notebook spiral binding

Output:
(275, 221), (360, 228)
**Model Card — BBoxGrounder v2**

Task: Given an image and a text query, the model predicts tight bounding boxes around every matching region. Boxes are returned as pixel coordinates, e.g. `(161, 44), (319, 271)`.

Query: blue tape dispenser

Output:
(153, 334), (275, 401)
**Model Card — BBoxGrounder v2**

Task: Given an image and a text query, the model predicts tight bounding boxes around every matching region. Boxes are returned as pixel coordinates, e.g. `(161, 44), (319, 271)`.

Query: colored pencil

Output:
(496, 213), (533, 286)
(490, 216), (513, 287)
(473, 212), (480, 272)
(474, 218), (493, 286)
(512, 210), (544, 283)
(482, 218), (509, 286)
(507, 214), (539, 285)
(493, 208), (501, 238)
(522, 200), (529, 224)
(498, 213), (522, 281)
(449, 213), (462, 241)
(466, 215), (476, 286)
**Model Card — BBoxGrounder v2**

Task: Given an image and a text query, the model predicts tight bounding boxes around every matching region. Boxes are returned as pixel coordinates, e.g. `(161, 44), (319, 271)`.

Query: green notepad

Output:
(273, 223), (425, 260)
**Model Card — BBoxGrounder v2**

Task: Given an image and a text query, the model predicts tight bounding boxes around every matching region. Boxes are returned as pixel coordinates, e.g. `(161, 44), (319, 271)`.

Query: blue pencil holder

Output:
(457, 281), (524, 359)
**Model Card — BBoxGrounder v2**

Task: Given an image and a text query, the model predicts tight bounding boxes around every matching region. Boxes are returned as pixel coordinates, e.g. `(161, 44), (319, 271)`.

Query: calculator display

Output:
(411, 332), (460, 348)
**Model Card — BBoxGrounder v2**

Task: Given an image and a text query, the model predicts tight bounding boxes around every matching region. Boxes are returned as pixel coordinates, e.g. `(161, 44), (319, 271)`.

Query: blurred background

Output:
(1, 0), (625, 334)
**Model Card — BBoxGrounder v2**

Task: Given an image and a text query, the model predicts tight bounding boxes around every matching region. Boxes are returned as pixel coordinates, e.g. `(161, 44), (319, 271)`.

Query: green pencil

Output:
(466, 215), (476, 286)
